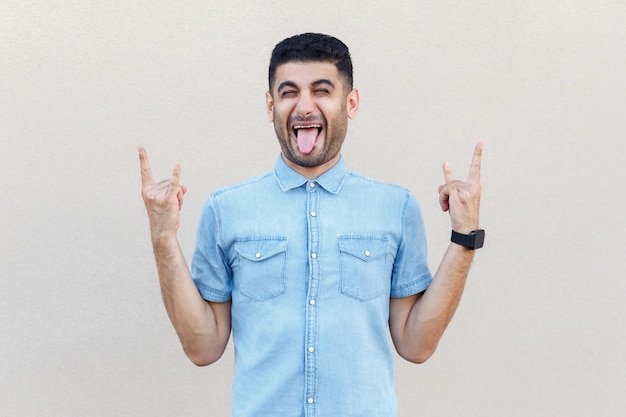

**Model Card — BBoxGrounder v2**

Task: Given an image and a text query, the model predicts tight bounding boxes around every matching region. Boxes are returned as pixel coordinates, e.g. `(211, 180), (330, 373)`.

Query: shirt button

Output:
(364, 250), (371, 257)
(309, 182), (316, 188)
(307, 398), (314, 404)
(309, 299), (316, 306)
(310, 211), (317, 217)
(311, 253), (317, 259)
(308, 346), (315, 353)
(255, 252), (262, 259)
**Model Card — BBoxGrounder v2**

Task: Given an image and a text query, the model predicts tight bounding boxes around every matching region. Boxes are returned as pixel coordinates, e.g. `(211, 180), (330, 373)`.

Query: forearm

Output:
(152, 235), (230, 366)
(138, 148), (230, 365)
(392, 143), (483, 363)
(396, 243), (474, 362)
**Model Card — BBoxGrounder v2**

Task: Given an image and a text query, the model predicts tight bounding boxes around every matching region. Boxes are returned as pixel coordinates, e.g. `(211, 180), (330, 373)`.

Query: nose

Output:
(295, 92), (316, 118)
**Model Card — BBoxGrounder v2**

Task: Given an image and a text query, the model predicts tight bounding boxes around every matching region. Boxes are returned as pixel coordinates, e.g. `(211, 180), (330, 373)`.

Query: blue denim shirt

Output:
(192, 155), (433, 417)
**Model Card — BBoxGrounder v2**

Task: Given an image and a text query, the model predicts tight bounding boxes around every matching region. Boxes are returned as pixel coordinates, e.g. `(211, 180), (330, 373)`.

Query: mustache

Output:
(289, 114), (325, 124)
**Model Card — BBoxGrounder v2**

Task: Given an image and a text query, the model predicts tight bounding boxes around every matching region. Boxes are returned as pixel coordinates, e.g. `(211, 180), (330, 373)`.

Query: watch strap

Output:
(451, 229), (485, 250)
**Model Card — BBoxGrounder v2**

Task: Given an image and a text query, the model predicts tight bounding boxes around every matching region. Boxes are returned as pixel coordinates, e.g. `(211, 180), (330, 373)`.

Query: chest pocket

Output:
(234, 238), (288, 301)
(338, 236), (390, 301)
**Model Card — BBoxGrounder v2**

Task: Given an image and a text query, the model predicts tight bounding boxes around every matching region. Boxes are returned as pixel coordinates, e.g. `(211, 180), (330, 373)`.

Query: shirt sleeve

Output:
(191, 195), (233, 302)
(390, 191), (433, 298)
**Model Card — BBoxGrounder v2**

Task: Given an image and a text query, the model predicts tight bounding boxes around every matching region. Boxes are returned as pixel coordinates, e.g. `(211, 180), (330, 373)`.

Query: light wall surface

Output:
(2, 1), (625, 416)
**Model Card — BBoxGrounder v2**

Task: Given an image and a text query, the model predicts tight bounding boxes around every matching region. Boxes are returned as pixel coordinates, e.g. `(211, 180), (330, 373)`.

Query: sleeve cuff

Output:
(195, 282), (232, 303)
(390, 273), (433, 298)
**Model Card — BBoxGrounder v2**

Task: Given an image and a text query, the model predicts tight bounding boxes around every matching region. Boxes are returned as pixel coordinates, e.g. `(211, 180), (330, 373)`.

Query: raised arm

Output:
(390, 143), (483, 363)
(138, 146), (231, 366)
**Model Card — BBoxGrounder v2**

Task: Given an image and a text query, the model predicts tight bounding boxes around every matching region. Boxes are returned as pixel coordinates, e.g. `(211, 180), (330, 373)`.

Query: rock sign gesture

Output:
(438, 142), (483, 234)
(138, 146), (188, 241)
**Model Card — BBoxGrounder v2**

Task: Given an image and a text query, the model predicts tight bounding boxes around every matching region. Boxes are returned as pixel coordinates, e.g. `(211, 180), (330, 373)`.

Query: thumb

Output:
(439, 185), (450, 212)
(178, 184), (188, 210)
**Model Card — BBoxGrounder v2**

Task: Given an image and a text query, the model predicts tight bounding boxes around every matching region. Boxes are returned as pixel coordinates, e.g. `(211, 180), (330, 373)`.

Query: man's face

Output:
(266, 61), (359, 176)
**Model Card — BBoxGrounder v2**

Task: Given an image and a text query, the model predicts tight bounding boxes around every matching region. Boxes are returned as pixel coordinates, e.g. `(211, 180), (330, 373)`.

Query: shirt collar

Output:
(273, 154), (347, 194)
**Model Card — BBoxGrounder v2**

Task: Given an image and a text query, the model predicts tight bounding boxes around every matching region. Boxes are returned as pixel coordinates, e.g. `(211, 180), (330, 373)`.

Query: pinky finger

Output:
(442, 161), (455, 185)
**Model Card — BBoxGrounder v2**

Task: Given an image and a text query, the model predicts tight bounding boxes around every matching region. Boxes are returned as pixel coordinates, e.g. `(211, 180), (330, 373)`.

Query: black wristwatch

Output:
(451, 229), (485, 250)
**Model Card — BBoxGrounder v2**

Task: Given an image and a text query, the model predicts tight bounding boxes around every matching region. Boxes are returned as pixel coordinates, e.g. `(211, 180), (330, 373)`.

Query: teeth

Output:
(294, 124), (322, 130)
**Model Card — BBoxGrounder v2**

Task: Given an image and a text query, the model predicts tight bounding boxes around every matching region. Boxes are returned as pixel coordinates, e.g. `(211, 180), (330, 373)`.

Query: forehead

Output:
(273, 61), (341, 90)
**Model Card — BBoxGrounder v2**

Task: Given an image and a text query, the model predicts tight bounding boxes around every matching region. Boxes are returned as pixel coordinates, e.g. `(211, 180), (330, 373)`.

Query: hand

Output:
(438, 142), (482, 234)
(138, 146), (187, 240)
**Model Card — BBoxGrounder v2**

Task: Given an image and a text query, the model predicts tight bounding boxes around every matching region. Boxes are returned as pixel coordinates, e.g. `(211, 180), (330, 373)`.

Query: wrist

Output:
(151, 230), (179, 248)
(450, 229), (485, 250)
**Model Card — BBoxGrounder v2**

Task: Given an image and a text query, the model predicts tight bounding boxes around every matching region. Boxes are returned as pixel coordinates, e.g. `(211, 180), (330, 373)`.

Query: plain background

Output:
(2, 1), (625, 416)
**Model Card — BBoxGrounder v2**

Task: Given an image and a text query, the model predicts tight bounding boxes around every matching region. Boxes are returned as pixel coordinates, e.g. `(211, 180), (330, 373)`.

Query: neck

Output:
(282, 153), (341, 179)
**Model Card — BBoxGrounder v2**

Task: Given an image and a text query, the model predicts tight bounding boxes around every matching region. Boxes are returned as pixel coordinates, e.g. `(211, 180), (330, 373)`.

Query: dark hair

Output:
(268, 33), (353, 92)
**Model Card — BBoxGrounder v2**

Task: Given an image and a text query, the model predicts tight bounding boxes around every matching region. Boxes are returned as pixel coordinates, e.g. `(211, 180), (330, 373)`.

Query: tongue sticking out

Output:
(296, 128), (318, 154)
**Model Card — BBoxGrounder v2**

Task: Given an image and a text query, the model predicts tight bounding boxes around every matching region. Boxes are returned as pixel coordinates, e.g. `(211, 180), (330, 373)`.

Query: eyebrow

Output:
(277, 81), (298, 93)
(276, 78), (336, 93)
(311, 79), (335, 89)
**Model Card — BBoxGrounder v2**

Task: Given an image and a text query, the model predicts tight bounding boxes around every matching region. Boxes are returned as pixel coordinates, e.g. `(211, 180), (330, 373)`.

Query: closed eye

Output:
(281, 90), (297, 98)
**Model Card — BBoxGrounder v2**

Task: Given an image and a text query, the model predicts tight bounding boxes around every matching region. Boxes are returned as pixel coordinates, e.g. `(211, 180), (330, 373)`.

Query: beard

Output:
(274, 111), (348, 169)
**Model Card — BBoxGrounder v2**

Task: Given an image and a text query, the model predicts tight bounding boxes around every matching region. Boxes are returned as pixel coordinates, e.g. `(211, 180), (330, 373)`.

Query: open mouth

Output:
(293, 124), (322, 134)
(293, 124), (323, 154)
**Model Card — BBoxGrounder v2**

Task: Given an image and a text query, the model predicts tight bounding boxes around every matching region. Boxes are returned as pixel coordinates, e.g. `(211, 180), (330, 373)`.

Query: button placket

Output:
(304, 180), (319, 414)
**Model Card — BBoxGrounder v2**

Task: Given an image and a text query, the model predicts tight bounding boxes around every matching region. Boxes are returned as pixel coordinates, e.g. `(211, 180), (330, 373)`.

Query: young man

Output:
(139, 33), (483, 417)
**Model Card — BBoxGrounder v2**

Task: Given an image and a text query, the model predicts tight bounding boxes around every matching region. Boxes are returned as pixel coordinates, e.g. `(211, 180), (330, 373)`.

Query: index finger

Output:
(467, 142), (483, 183)
(138, 146), (155, 187)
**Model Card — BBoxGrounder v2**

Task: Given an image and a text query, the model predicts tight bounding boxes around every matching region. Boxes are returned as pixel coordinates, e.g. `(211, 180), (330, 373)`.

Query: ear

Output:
(265, 91), (274, 122)
(346, 88), (360, 119)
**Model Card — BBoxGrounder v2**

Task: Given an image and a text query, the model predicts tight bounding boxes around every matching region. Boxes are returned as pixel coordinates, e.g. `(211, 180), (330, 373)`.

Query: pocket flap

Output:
(235, 238), (287, 262)
(338, 237), (388, 261)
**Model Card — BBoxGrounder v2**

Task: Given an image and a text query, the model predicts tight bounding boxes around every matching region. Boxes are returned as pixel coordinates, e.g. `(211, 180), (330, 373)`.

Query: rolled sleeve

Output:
(390, 192), (433, 298)
(191, 195), (233, 302)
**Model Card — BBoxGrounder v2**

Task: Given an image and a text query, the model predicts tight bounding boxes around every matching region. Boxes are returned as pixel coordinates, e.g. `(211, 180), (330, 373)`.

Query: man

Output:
(139, 33), (483, 417)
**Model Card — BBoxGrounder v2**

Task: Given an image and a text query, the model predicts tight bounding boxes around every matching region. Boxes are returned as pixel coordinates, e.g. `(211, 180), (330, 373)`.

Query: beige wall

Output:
(2, 1), (625, 416)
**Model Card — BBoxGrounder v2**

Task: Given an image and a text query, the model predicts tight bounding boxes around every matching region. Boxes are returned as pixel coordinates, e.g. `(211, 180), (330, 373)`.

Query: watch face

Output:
(472, 229), (485, 249)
